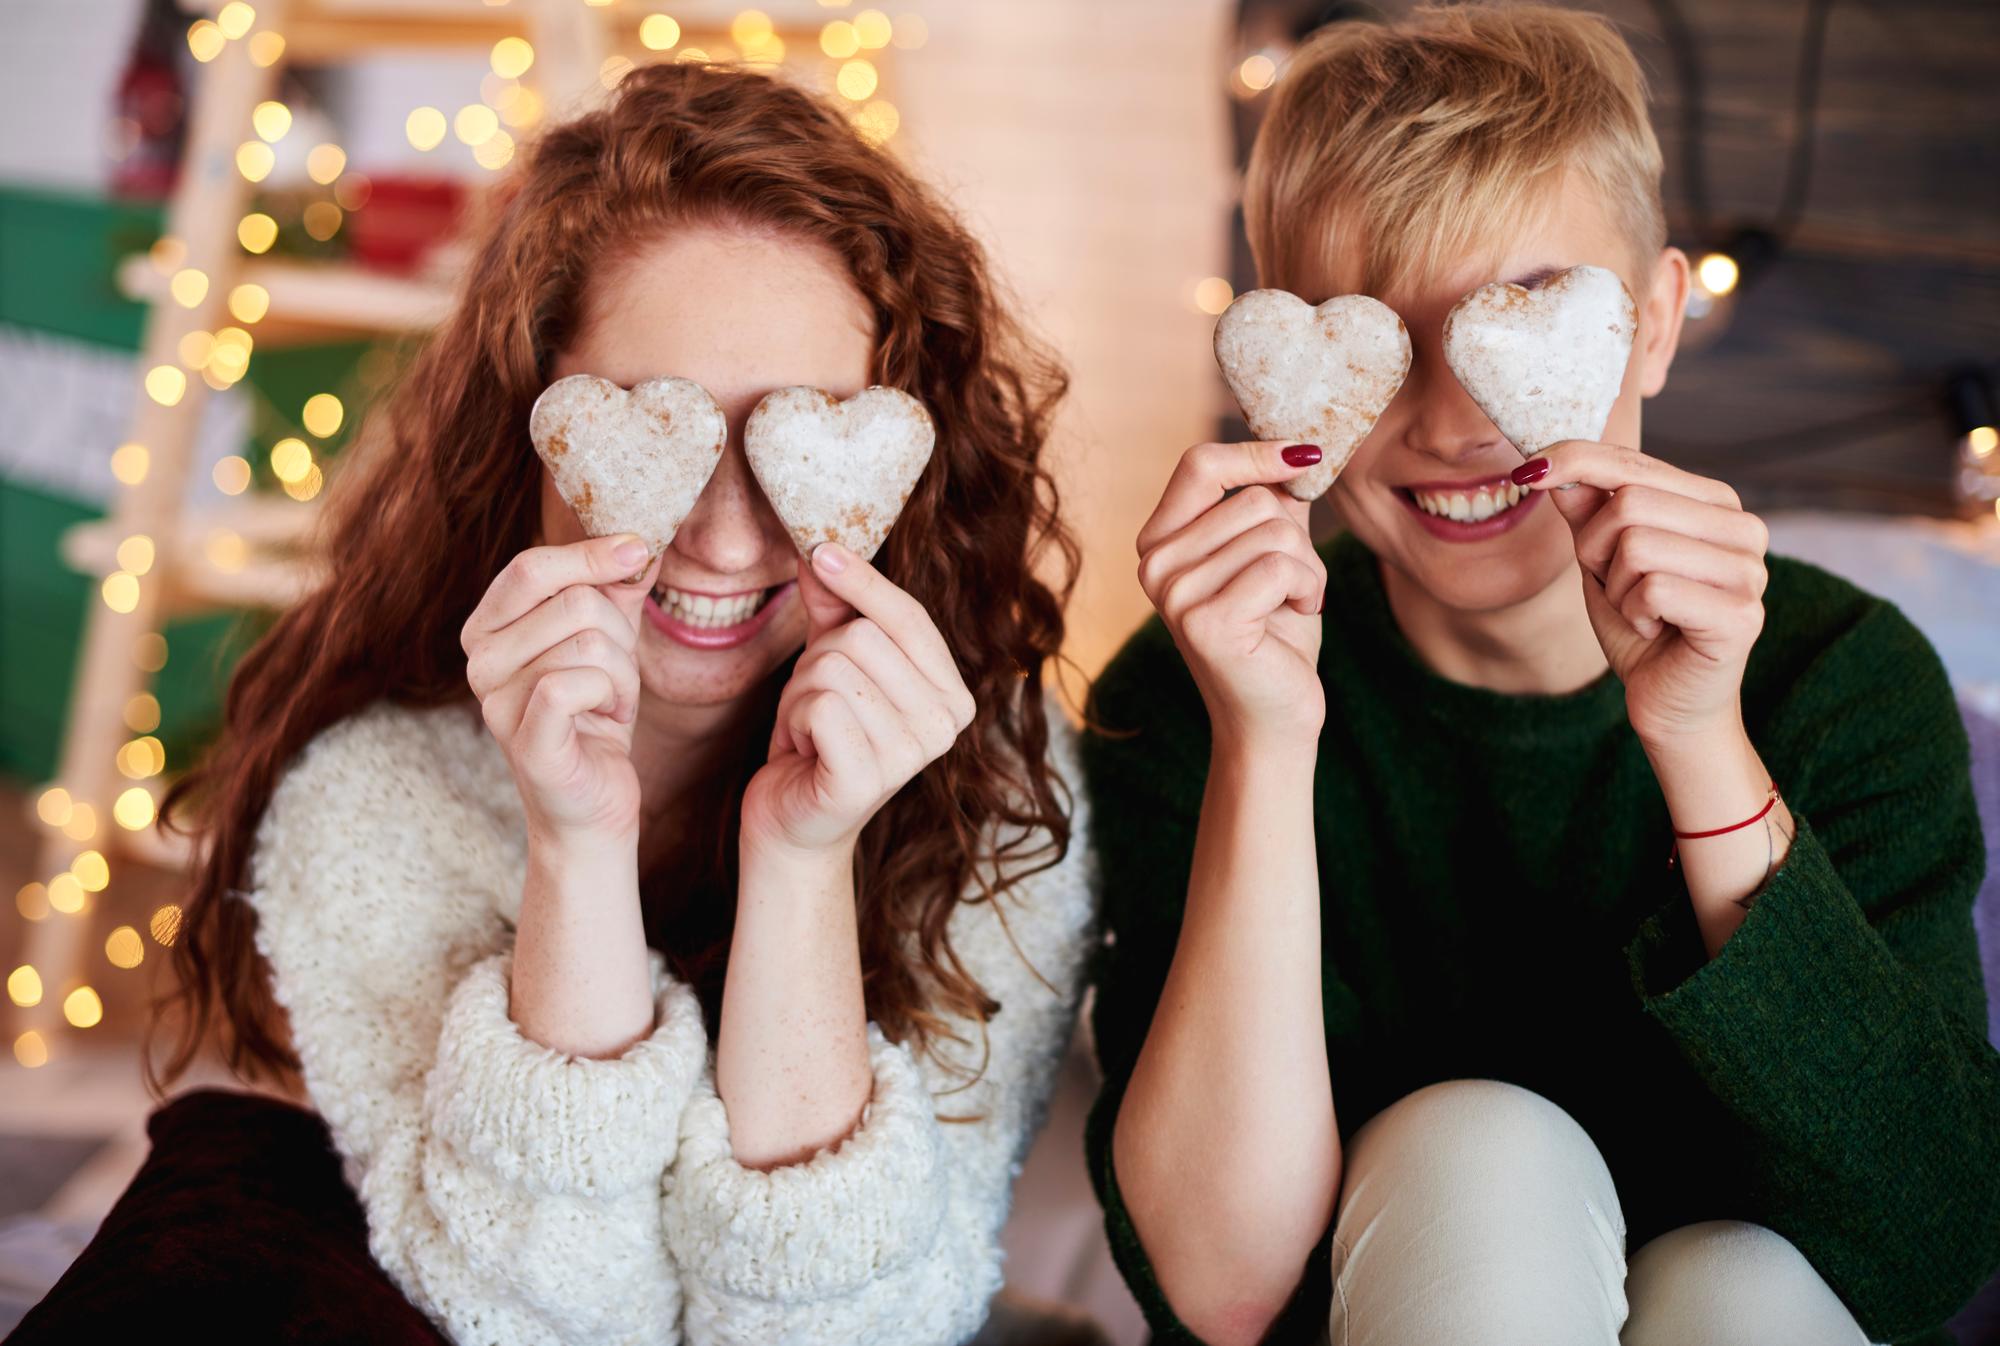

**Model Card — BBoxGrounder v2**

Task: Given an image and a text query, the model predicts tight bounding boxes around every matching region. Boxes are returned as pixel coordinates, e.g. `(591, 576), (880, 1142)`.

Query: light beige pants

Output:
(1323, 1079), (1883, 1346)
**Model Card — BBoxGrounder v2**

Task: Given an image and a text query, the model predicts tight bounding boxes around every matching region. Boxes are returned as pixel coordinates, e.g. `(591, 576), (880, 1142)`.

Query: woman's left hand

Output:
(1514, 441), (1770, 750)
(742, 540), (977, 857)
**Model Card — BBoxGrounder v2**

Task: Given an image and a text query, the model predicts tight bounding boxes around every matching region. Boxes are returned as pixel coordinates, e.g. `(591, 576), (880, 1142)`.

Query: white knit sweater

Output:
(243, 684), (1099, 1346)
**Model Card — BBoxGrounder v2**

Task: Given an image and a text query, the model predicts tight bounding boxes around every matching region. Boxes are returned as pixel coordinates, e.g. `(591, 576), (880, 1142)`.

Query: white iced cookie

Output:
(1213, 290), (1412, 501)
(528, 374), (727, 558)
(744, 385), (935, 561)
(1442, 263), (1638, 459)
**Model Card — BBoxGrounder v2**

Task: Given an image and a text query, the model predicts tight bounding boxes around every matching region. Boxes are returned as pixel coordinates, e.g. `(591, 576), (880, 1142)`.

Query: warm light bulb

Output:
(102, 572), (141, 614)
(1968, 425), (1998, 459)
(252, 100), (292, 142)
(306, 143), (346, 184)
(821, 20), (859, 57)
(455, 103), (499, 146)
(114, 787), (156, 832)
(145, 365), (187, 406)
(269, 437), (313, 483)
(107, 927), (146, 970)
(169, 267), (209, 307)
(13, 1032), (47, 1068)
(116, 534), (154, 576)
(248, 30), (285, 66)
(216, 2), (256, 40)
(491, 36), (535, 78)
(836, 58), (878, 100)
(213, 454), (252, 495)
(111, 442), (149, 485)
(187, 19), (225, 62)
(853, 9), (891, 48)
(406, 106), (447, 152)
(238, 212), (279, 253)
(1194, 277), (1235, 315)
(6, 966), (41, 1008)
(639, 14), (681, 49)
(302, 393), (344, 438)
(235, 140), (275, 182)
(1696, 251), (1740, 297)
(63, 986), (104, 1029)
(228, 282), (271, 324)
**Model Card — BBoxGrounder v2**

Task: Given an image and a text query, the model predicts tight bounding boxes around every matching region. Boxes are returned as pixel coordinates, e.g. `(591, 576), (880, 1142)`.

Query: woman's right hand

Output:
(1135, 441), (1329, 751)
(461, 532), (662, 843)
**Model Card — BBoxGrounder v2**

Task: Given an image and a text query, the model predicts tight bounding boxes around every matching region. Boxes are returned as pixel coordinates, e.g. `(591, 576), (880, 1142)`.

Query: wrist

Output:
(739, 828), (855, 892)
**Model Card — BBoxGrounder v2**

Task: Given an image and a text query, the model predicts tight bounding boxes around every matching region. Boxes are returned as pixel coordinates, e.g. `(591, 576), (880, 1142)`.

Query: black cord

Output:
(1641, 0), (1836, 265)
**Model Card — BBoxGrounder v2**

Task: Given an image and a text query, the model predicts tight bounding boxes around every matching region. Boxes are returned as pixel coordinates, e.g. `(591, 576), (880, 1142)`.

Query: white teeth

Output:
(1413, 483), (1523, 523)
(654, 584), (770, 628)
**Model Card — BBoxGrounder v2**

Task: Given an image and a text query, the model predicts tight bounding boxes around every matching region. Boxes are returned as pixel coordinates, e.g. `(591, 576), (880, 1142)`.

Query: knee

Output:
(1623, 1221), (1874, 1346)
(1349, 1078), (1608, 1193)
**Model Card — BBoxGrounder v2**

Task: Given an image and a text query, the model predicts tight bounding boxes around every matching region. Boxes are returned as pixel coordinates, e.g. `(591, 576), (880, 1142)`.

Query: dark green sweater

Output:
(1080, 528), (2000, 1346)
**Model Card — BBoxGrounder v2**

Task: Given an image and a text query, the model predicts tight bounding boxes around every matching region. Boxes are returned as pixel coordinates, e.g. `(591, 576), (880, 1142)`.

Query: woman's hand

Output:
(461, 532), (662, 844)
(741, 540), (975, 858)
(1515, 442), (1769, 750)
(1136, 440), (1329, 753)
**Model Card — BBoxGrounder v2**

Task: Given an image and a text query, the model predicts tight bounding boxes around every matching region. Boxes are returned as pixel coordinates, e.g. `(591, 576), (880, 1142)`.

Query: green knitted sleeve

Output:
(1623, 597), (2000, 1342)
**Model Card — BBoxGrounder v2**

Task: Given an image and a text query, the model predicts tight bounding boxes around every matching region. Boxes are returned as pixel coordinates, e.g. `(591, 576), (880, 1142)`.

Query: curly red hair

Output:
(150, 60), (1082, 1098)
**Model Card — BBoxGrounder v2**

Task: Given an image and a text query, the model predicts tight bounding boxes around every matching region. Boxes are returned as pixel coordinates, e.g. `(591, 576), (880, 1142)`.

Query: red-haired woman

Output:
(125, 62), (1093, 1346)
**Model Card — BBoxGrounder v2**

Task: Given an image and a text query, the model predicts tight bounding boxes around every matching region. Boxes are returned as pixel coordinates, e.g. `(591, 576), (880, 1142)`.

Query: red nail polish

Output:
(1510, 458), (1551, 485)
(1282, 444), (1322, 467)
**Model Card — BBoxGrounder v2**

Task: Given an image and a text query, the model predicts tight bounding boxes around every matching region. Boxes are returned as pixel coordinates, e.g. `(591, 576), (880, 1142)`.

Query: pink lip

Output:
(1394, 481), (1542, 541)
(644, 580), (795, 649)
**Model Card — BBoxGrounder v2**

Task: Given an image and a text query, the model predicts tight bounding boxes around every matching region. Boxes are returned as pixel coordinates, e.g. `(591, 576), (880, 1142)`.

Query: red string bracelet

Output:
(1668, 779), (1779, 868)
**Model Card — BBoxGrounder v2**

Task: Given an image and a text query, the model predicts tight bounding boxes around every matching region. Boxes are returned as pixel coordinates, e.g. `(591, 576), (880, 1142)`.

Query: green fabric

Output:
(1080, 528), (1998, 1346)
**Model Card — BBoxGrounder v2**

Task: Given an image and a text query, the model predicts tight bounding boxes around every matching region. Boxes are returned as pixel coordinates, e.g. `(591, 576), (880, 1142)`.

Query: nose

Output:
(670, 443), (779, 578)
(1396, 332), (1514, 468)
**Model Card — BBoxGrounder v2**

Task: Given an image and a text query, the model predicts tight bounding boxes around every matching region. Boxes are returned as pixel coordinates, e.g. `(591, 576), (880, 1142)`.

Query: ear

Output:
(1636, 245), (1690, 399)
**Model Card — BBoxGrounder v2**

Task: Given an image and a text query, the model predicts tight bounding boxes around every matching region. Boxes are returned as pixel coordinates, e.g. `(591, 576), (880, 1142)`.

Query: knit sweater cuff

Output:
(424, 946), (708, 1199)
(1624, 808), (1891, 1069)
(663, 1023), (946, 1301)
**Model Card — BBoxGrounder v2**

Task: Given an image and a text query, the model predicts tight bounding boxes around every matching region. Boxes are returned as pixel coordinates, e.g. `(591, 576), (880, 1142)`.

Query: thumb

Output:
(796, 547), (855, 643)
(1543, 480), (1610, 535)
(600, 544), (663, 629)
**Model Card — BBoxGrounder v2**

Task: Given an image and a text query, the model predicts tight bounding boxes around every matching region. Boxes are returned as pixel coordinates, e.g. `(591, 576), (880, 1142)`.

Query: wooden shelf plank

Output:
(116, 255), (457, 337)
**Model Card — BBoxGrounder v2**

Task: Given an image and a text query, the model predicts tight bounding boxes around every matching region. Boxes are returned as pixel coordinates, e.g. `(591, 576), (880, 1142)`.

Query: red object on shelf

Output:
(344, 175), (468, 274)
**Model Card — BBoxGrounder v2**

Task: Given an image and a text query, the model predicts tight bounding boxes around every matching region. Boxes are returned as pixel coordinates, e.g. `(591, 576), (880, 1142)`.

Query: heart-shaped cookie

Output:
(744, 386), (935, 561)
(528, 374), (727, 557)
(1213, 290), (1411, 501)
(1442, 263), (1637, 459)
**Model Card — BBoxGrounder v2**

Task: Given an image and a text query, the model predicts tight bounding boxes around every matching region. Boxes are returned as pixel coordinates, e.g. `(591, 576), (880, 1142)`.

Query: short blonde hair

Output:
(1244, 3), (1667, 302)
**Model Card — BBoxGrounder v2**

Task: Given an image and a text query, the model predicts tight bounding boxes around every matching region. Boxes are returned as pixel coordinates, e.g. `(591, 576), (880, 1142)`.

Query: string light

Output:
(235, 140), (275, 182)
(16, 883), (50, 922)
(115, 535), (154, 576)
(603, 54), (637, 85)
(306, 143), (346, 184)
(248, 30), (286, 67)
(124, 693), (160, 733)
(150, 904), (183, 946)
(106, 927), (146, 970)
(1193, 276), (1234, 315)
(113, 787), (156, 832)
(238, 212), (279, 253)
(406, 107), (447, 152)
(269, 437), (313, 483)
(63, 987), (103, 1029)
(144, 365), (186, 406)
(177, 330), (215, 369)
(1236, 53), (1277, 94)
(14, 1033), (47, 1069)
(455, 103), (499, 146)
(213, 455), (252, 494)
(851, 99), (899, 144)
(6, 966), (41, 1008)
(60, 804), (96, 842)
(1696, 252), (1739, 297)
(70, 851), (109, 893)
(490, 36), (535, 78)
(836, 58), (878, 100)
(169, 267), (209, 307)
(853, 9), (891, 48)
(35, 788), (71, 827)
(252, 100), (292, 142)
(821, 20), (859, 57)
(134, 633), (168, 672)
(302, 393), (344, 437)
(187, 19), (225, 62)
(110, 442), (149, 485)
(228, 283), (270, 324)
(474, 131), (516, 170)
(640, 14), (681, 49)
(303, 202), (343, 241)
(205, 530), (248, 574)
(283, 462), (325, 502)
(216, 2), (256, 40)
(47, 874), (85, 914)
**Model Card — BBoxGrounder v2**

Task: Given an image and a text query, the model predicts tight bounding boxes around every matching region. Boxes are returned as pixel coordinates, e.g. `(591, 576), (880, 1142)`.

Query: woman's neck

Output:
(629, 695), (757, 854)
(1377, 553), (1611, 696)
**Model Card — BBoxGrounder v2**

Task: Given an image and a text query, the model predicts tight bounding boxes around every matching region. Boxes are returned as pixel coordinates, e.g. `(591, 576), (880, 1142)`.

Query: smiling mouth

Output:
(649, 581), (784, 629)
(1394, 481), (1529, 522)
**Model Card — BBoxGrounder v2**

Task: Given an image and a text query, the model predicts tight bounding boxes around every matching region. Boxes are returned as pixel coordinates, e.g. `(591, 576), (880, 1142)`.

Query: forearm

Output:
(510, 832), (658, 1058)
(1643, 716), (1798, 959)
(1113, 739), (1336, 1343)
(716, 836), (873, 1169)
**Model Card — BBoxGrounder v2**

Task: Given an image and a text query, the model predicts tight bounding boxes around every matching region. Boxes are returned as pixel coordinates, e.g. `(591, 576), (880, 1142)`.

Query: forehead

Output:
(557, 221), (875, 410)
(1309, 170), (1636, 320)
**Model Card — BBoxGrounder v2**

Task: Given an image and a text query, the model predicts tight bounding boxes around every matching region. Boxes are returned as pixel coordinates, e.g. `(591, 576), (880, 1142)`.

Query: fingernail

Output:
(812, 541), (848, 574)
(612, 535), (648, 566)
(1510, 458), (1551, 486)
(1282, 444), (1323, 467)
